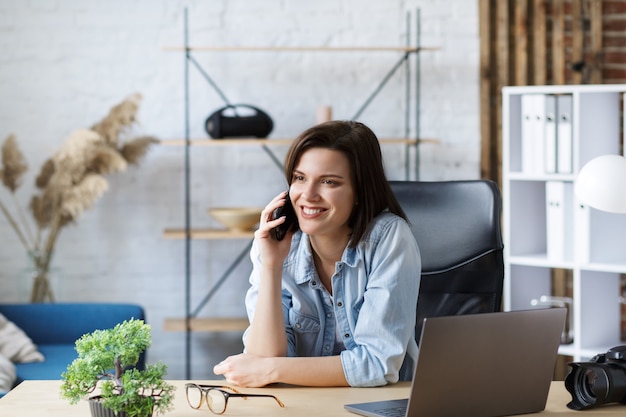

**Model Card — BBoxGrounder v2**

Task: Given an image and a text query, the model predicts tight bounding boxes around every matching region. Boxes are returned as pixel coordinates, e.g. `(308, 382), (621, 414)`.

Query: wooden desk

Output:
(1, 380), (624, 416)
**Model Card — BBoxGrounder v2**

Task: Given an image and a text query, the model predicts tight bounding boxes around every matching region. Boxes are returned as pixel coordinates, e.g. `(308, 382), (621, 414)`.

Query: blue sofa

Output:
(0, 303), (146, 390)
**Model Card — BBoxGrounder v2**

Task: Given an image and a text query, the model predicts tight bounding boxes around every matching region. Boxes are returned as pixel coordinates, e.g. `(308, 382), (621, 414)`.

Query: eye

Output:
(292, 174), (305, 182)
(321, 178), (338, 185)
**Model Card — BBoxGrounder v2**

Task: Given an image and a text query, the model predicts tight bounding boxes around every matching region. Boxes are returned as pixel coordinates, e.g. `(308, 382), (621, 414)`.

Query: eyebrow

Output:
(293, 169), (346, 180)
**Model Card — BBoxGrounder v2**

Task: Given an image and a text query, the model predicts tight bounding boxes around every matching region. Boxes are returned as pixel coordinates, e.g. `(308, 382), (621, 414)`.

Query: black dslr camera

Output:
(565, 345), (626, 410)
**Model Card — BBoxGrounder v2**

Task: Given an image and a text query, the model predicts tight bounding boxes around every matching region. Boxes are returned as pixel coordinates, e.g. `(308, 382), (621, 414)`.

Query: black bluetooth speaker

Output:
(205, 104), (273, 139)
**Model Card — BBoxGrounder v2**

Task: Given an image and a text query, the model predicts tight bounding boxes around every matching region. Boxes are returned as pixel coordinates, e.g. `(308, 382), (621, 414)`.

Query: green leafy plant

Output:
(60, 319), (174, 417)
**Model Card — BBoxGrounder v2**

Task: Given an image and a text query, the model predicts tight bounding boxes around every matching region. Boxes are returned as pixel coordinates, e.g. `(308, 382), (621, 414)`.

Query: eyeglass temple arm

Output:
(194, 384), (243, 394)
(229, 393), (285, 407)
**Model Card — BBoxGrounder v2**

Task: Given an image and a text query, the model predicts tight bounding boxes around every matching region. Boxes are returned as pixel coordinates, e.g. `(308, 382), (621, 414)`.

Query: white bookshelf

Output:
(502, 84), (626, 361)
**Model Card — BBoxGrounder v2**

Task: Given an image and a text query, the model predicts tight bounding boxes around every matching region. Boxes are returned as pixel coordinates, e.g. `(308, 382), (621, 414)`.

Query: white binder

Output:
(556, 95), (573, 174)
(521, 94), (546, 175)
(545, 181), (573, 261)
(544, 95), (557, 174)
(521, 94), (535, 174)
(574, 200), (590, 264)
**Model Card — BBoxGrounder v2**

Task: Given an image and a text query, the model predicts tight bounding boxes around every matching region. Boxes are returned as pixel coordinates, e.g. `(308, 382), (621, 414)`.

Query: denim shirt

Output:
(244, 211), (421, 387)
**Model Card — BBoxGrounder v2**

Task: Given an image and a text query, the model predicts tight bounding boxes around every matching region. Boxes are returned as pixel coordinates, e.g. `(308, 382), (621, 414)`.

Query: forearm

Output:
(269, 355), (349, 387)
(214, 353), (349, 387)
(244, 265), (288, 357)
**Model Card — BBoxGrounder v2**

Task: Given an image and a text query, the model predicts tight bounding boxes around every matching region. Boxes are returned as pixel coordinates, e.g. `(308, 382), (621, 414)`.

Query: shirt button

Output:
(344, 333), (350, 339)
(311, 281), (318, 286)
(325, 345), (330, 351)
(295, 323), (302, 329)
(327, 313), (332, 318)
(337, 301), (343, 307)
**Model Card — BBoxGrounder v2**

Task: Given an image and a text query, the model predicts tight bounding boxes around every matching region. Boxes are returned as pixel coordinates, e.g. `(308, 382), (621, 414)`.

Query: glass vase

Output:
(21, 250), (61, 303)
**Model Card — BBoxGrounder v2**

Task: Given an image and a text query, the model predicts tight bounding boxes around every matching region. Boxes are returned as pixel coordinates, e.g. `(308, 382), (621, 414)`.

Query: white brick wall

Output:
(0, 0), (480, 379)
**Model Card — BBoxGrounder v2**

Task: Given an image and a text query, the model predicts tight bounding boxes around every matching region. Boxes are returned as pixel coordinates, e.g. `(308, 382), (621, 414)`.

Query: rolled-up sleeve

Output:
(339, 218), (421, 386)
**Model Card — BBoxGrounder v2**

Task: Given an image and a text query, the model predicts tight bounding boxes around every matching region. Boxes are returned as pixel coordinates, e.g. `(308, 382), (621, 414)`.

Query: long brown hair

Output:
(284, 121), (406, 248)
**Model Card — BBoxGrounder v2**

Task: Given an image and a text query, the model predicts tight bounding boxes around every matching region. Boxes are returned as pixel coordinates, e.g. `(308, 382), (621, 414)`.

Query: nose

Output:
(300, 182), (320, 201)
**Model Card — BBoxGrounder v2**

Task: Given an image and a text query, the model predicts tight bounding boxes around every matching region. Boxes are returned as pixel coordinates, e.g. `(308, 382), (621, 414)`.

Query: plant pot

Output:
(89, 396), (153, 417)
(89, 398), (126, 417)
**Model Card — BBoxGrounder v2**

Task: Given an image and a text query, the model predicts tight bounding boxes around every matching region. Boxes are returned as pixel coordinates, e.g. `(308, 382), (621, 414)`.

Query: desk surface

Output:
(0, 380), (624, 416)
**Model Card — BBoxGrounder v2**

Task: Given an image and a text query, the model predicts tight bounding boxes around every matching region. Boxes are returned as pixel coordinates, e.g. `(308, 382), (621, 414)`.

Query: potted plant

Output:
(60, 319), (175, 417)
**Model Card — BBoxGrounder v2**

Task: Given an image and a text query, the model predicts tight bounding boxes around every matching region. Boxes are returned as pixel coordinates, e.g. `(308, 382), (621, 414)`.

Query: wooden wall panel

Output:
(514, 1), (529, 85)
(479, 0), (495, 180)
(552, 0), (566, 84)
(571, 0), (584, 84)
(533, 0), (548, 85)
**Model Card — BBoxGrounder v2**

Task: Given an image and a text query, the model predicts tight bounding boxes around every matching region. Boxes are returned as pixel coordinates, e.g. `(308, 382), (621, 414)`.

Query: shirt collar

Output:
(290, 232), (360, 285)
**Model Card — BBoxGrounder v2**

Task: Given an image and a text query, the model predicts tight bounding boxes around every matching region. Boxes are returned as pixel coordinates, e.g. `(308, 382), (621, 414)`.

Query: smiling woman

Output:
(213, 121), (422, 388)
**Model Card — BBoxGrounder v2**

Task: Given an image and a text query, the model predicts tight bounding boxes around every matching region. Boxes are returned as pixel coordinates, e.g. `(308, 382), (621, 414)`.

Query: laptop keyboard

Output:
(374, 406), (407, 417)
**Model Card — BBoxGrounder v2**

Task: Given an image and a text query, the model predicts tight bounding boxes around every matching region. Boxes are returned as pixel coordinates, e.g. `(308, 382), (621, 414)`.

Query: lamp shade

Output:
(574, 155), (626, 214)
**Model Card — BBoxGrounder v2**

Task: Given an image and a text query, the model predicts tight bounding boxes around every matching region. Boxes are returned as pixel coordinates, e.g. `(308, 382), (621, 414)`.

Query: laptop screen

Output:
(345, 308), (566, 417)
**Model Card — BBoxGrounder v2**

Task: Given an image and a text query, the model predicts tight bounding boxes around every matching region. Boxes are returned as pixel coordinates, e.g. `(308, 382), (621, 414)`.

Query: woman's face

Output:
(289, 147), (356, 240)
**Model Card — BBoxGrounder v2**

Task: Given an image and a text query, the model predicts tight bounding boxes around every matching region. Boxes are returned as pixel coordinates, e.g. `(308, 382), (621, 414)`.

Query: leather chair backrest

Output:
(389, 180), (504, 344)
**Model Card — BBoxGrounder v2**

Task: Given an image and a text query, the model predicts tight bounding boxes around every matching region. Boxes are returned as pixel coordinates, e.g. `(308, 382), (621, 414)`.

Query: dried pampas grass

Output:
(30, 192), (55, 229)
(0, 92), (157, 302)
(60, 174), (109, 219)
(35, 159), (55, 189)
(0, 134), (28, 192)
(91, 92), (142, 147)
(52, 129), (105, 184)
(120, 136), (159, 165)
(87, 145), (128, 175)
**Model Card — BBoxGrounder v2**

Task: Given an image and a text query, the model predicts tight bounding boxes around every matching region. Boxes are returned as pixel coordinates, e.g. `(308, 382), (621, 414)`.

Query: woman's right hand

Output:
(254, 190), (295, 270)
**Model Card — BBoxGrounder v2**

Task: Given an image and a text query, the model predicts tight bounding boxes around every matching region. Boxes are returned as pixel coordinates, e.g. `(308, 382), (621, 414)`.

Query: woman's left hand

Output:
(213, 353), (275, 387)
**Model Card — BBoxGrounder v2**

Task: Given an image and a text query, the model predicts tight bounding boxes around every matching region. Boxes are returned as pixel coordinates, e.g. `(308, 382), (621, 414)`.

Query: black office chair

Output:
(390, 180), (504, 344)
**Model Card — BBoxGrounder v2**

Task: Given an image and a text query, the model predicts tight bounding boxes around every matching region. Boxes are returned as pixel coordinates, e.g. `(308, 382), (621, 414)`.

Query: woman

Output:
(214, 121), (420, 387)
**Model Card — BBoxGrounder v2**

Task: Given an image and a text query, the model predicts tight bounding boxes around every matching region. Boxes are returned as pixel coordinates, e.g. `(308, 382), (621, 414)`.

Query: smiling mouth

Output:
(302, 207), (324, 215)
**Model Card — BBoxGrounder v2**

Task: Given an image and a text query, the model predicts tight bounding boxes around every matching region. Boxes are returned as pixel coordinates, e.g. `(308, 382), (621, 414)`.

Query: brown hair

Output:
(284, 120), (407, 248)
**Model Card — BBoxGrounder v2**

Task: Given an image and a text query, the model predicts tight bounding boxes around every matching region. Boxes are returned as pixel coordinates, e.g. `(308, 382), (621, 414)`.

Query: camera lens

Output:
(568, 366), (602, 408)
(566, 362), (626, 410)
(581, 368), (606, 403)
(581, 369), (597, 398)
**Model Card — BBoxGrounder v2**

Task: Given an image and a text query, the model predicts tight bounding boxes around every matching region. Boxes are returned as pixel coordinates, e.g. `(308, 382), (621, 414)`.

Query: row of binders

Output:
(521, 94), (573, 175)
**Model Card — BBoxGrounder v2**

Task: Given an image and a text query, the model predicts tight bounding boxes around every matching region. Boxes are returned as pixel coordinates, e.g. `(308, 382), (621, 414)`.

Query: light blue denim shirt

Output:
(244, 211), (421, 387)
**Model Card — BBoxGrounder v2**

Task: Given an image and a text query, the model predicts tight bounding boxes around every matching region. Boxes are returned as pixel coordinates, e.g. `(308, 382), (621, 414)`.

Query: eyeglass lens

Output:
(186, 385), (230, 414)
(186, 384), (203, 409)
(207, 389), (228, 414)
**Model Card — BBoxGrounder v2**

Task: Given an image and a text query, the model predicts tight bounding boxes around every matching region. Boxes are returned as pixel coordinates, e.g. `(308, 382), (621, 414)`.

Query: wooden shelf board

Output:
(163, 228), (254, 240)
(164, 317), (249, 332)
(160, 138), (293, 146)
(163, 45), (440, 53)
(159, 138), (438, 147)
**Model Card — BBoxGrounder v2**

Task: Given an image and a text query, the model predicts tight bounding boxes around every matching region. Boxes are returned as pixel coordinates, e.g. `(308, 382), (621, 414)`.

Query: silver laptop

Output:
(345, 308), (567, 417)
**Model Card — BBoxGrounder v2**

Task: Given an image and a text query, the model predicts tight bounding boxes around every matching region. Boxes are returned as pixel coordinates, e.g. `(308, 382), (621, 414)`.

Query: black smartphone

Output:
(270, 191), (298, 241)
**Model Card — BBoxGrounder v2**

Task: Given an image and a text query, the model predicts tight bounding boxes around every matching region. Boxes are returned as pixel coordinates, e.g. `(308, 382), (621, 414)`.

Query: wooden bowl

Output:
(208, 207), (263, 231)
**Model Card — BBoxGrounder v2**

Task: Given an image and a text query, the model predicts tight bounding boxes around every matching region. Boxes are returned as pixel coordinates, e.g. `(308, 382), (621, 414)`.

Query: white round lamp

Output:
(574, 155), (626, 214)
